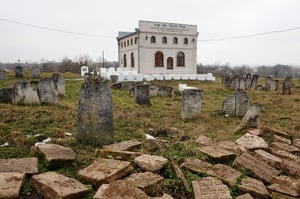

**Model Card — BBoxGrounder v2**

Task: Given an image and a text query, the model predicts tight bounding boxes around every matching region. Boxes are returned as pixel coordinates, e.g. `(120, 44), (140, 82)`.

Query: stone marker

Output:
(110, 75), (119, 84)
(96, 149), (142, 161)
(263, 126), (292, 140)
(94, 180), (149, 199)
(36, 143), (76, 168)
(270, 148), (300, 163)
(0, 69), (6, 80)
(238, 177), (269, 199)
(182, 157), (212, 174)
(235, 193), (254, 199)
(222, 95), (236, 116)
(0, 172), (25, 199)
(283, 76), (293, 95)
(244, 74), (251, 90)
(38, 77), (59, 105)
(15, 65), (24, 78)
(254, 149), (282, 168)
(271, 142), (300, 154)
(31, 172), (89, 199)
(192, 177), (232, 199)
(207, 164), (241, 187)
(270, 80), (279, 91)
(158, 86), (173, 97)
(250, 74), (259, 90)
(233, 153), (280, 183)
(265, 76), (272, 91)
(214, 141), (244, 155)
(235, 133), (268, 150)
(200, 146), (236, 162)
(272, 134), (292, 145)
(149, 85), (159, 96)
(239, 78), (245, 91)
(222, 75), (231, 89)
(0, 87), (13, 104)
(12, 81), (40, 105)
(268, 176), (300, 197)
(235, 106), (261, 132)
(235, 90), (249, 117)
(0, 157), (38, 174)
(32, 66), (40, 78)
(280, 159), (300, 176)
(77, 77), (114, 146)
(195, 135), (214, 146)
(78, 158), (133, 187)
(271, 192), (299, 199)
(102, 139), (141, 151)
(181, 89), (203, 120)
(134, 154), (169, 172)
(52, 72), (65, 96)
(230, 75), (240, 90)
(135, 84), (151, 105)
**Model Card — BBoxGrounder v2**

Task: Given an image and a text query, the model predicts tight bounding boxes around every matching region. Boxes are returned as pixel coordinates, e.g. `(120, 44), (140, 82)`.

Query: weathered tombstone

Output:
(52, 73), (65, 96)
(283, 76), (292, 95)
(0, 88), (13, 103)
(250, 74), (259, 90)
(158, 86), (173, 97)
(244, 74), (251, 90)
(38, 78), (59, 105)
(32, 67), (41, 78)
(222, 95), (236, 116)
(265, 76), (272, 91)
(110, 75), (119, 84)
(77, 77), (114, 146)
(270, 80), (279, 91)
(135, 84), (151, 105)
(149, 85), (159, 96)
(222, 74), (231, 89)
(15, 66), (24, 78)
(235, 90), (249, 117)
(230, 75), (240, 90)
(181, 89), (203, 120)
(239, 78), (245, 91)
(0, 69), (6, 80)
(12, 81), (40, 105)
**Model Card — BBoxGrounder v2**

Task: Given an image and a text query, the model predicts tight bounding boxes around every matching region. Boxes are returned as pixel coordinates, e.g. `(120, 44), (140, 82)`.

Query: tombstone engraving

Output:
(0, 88), (13, 104)
(265, 76), (272, 91)
(38, 78), (59, 105)
(283, 76), (292, 95)
(250, 75), (259, 90)
(0, 69), (6, 80)
(181, 89), (203, 120)
(222, 95), (236, 115)
(235, 90), (249, 117)
(158, 86), (173, 97)
(52, 73), (65, 96)
(32, 67), (40, 78)
(12, 81), (40, 105)
(15, 66), (24, 78)
(135, 84), (151, 105)
(270, 80), (279, 91)
(230, 75), (240, 90)
(244, 74), (251, 90)
(77, 77), (114, 146)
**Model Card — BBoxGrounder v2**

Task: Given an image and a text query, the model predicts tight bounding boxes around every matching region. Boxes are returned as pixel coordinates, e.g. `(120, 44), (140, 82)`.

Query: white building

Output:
(117, 20), (198, 75)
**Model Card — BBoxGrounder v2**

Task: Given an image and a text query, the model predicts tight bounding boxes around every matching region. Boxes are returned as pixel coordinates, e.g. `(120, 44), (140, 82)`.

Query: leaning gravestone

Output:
(283, 76), (292, 95)
(250, 74), (259, 90)
(38, 78), (59, 105)
(265, 76), (272, 91)
(0, 88), (13, 103)
(270, 80), (279, 91)
(0, 69), (6, 80)
(135, 84), (151, 105)
(235, 90), (249, 117)
(244, 74), (251, 90)
(52, 73), (65, 96)
(77, 77), (114, 146)
(32, 67), (40, 78)
(12, 81), (40, 105)
(15, 66), (24, 78)
(181, 89), (203, 120)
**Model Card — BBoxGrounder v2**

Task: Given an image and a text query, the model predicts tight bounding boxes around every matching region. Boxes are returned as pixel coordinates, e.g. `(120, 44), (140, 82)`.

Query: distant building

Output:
(117, 20), (198, 75)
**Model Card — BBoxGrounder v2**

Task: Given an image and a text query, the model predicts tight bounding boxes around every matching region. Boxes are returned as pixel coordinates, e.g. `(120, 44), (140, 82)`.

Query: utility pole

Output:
(102, 50), (105, 68)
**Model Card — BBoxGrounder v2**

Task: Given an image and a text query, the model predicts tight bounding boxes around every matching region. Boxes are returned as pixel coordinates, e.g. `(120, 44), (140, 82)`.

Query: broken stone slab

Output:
(233, 153), (280, 183)
(267, 176), (300, 197)
(293, 139), (300, 149)
(192, 177), (232, 199)
(124, 171), (164, 194)
(214, 141), (244, 155)
(31, 171), (89, 199)
(235, 105), (261, 132)
(102, 139), (142, 151)
(254, 149), (282, 169)
(199, 146), (236, 163)
(207, 164), (241, 187)
(94, 180), (149, 199)
(0, 172), (25, 199)
(271, 142), (300, 154)
(246, 128), (264, 136)
(271, 148), (300, 163)
(182, 157), (212, 174)
(78, 158), (133, 187)
(0, 157), (38, 174)
(36, 143), (76, 168)
(238, 177), (269, 199)
(151, 193), (174, 199)
(134, 154), (169, 172)
(195, 135), (214, 146)
(96, 148), (143, 161)
(271, 191), (300, 199)
(280, 159), (300, 176)
(263, 126), (293, 140)
(235, 193), (254, 199)
(235, 133), (268, 150)
(272, 135), (292, 145)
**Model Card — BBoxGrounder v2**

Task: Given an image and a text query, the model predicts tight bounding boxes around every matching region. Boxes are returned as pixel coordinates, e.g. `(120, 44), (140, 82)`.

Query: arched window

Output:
(155, 51), (164, 67)
(131, 53), (134, 67)
(184, 38), (188, 44)
(177, 52), (185, 66)
(123, 54), (127, 67)
(162, 37), (167, 44)
(173, 37), (178, 44)
(151, 36), (156, 43)
(167, 57), (174, 70)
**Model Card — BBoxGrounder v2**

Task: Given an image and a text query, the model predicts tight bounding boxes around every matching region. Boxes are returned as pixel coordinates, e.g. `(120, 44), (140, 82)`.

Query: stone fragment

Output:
(254, 149), (282, 168)
(0, 157), (38, 174)
(200, 146), (236, 162)
(36, 143), (76, 168)
(268, 176), (300, 197)
(238, 177), (269, 199)
(271, 142), (300, 154)
(271, 148), (300, 163)
(181, 89), (203, 120)
(293, 139), (300, 148)
(235, 193), (254, 199)
(250, 74), (258, 90)
(195, 135), (214, 146)
(192, 177), (232, 199)
(96, 149), (142, 161)
(182, 157), (212, 174)
(272, 135), (292, 145)
(280, 159), (300, 176)
(12, 81), (40, 105)
(246, 128), (263, 136)
(0, 172), (25, 199)
(31, 172), (89, 199)
(233, 153), (280, 183)
(135, 84), (151, 105)
(151, 193), (174, 199)
(94, 180), (149, 199)
(272, 191), (299, 199)
(134, 154), (169, 172)
(263, 126), (292, 140)
(235, 133), (268, 150)
(78, 158), (133, 187)
(207, 164), (241, 187)
(214, 141), (244, 155)
(235, 90), (249, 116)
(235, 106), (261, 131)
(102, 139), (141, 151)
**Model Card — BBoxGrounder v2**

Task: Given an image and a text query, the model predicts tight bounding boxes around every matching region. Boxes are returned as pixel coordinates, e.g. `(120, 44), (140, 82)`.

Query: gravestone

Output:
(158, 86), (173, 97)
(222, 75), (231, 89)
(0, 69), (6, 80)
(135, 84), (151, 105)
(235, 90), (249, 117)
(222, 95), (236, 116)
(52, 73), (65, 96)
(15, 66), (24, 78)
(250, 74), (259, 90)
(77, 77), (114, 146)
(230, 75), (240, 90)
(239, 78), (245, 91)
(32, 67), (40, 78)
(110, 75), (119, 84)
(0, 88), (13, 103)
(270, 80), (279, 91)
(265, 76), (272, 91)
(181, 89), (203, 120)
(283, 76), (292, 95)
(244, 74), (251, 90)
(12, 81), (40, 105)
(38, 78), (59, 105)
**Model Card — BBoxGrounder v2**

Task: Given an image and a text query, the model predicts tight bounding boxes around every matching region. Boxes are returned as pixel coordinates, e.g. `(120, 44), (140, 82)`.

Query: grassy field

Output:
(0, 72), (299, 198)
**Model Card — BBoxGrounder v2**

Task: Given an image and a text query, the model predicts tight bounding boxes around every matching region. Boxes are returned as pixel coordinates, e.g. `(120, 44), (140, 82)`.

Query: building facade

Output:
(117, 20), (198, 75)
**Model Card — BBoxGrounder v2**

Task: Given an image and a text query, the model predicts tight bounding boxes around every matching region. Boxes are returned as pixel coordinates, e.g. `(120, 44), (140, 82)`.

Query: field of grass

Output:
(0, 72), (299, 198)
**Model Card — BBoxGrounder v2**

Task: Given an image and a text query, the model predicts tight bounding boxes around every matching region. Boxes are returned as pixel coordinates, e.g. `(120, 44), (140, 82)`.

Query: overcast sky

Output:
(1, 0), (300, 66)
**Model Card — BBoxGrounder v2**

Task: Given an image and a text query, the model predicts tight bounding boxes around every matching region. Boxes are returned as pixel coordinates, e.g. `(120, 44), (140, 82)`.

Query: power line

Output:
(0, 18), (115, 39)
